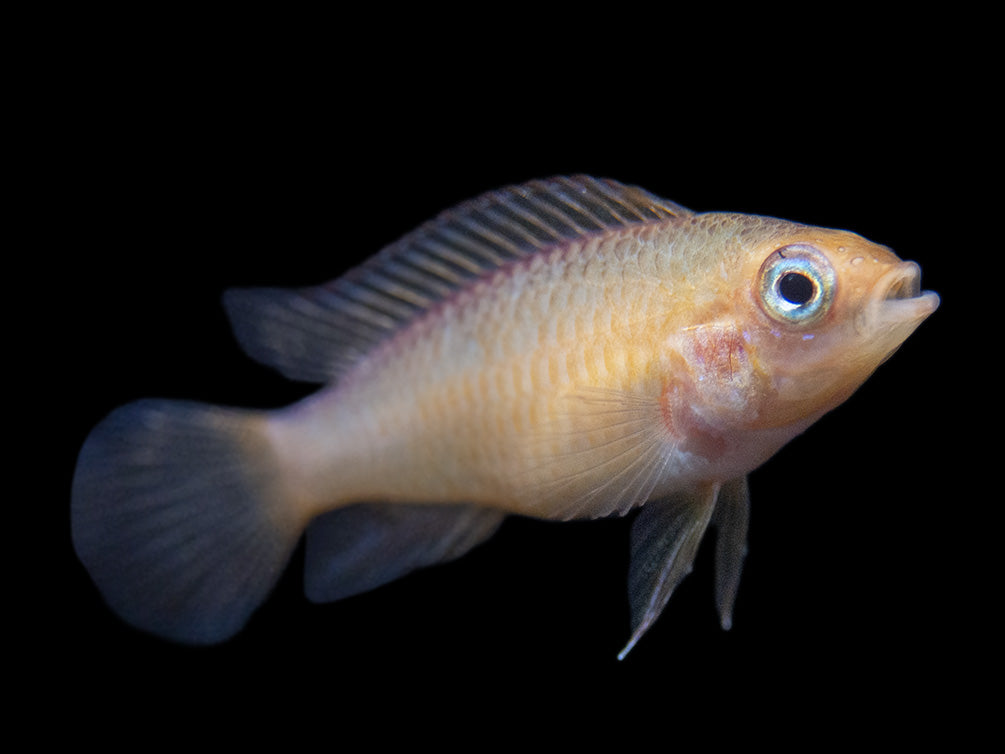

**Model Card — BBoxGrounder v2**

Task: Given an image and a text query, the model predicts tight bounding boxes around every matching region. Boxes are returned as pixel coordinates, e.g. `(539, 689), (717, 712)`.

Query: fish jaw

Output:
(860, 260), (940, 361)
(794, 256), (940, 405)
(723, 225), (941, 433)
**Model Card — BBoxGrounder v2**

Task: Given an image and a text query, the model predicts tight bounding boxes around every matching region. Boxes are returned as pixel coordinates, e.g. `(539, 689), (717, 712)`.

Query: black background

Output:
(30, 13), (989, 745)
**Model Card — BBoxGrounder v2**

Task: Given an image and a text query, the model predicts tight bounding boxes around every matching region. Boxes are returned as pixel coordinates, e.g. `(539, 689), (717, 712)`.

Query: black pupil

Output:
(778, 272), (815, 305)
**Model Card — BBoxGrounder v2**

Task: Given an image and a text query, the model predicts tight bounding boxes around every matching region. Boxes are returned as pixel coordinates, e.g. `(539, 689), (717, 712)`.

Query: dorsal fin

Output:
(223, 176), (691, 383)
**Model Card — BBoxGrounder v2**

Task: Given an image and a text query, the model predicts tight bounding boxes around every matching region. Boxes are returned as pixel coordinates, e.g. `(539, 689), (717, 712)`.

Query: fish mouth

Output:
(873, 261), (940, 325)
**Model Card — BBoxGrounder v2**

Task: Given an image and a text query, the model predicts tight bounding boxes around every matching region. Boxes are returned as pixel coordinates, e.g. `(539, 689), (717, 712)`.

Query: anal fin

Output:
(303, 503), (506, 603)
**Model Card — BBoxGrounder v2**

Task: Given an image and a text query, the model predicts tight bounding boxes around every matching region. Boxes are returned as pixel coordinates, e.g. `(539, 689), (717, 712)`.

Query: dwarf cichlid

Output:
(72, 176), (939, 656)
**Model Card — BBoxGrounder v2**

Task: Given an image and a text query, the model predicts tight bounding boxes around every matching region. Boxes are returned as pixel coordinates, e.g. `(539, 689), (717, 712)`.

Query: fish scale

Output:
(304, 234), (650, 512)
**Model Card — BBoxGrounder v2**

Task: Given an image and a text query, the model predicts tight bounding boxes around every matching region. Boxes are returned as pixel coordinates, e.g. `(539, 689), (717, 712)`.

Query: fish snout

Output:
(861, 260), (940, 334)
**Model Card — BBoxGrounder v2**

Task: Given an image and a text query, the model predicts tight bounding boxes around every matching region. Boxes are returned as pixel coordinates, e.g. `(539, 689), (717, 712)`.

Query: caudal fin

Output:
(71, 399), (304, 644)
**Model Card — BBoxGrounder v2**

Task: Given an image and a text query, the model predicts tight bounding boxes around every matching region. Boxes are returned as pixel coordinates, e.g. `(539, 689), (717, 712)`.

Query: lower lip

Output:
(882, 290), (940, 321)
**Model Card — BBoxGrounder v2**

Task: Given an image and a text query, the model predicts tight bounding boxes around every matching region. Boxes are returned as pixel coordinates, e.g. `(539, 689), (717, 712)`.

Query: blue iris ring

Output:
(757, 244), (836, 326)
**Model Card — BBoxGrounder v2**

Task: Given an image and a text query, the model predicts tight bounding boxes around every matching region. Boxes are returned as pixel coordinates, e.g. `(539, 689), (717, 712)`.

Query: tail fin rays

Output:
(71, 400), (303, 644)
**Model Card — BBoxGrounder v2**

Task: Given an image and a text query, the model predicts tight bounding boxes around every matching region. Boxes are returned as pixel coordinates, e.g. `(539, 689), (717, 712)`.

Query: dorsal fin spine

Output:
(224, 176), (692, 384)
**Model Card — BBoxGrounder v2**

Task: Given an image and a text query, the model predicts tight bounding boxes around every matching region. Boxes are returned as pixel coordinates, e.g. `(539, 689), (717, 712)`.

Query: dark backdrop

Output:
(35, 19), (987, 745)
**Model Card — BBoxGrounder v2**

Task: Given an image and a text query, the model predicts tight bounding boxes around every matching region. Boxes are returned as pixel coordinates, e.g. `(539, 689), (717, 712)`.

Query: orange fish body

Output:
(72, 177), (938, 654)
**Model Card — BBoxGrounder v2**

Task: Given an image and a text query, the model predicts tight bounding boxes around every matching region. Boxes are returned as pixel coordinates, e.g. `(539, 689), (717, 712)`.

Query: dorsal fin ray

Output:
(223, 176), (691, 383)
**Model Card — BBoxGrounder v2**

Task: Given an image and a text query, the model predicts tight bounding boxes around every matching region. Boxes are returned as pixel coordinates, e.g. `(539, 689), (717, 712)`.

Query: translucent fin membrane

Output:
(224, 176), (691, 383)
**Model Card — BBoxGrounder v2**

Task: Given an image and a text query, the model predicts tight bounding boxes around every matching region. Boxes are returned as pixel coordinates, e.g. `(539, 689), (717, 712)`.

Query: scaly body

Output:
(270, 222), (697, 519)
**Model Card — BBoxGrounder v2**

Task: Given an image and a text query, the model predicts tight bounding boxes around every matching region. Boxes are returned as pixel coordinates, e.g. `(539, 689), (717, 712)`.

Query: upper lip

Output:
(883, 261), (923, 301)
(873, 261), (940, 324)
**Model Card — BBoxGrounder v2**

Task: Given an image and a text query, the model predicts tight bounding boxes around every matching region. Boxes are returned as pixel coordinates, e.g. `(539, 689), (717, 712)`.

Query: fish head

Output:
(724, 219), (940, 430)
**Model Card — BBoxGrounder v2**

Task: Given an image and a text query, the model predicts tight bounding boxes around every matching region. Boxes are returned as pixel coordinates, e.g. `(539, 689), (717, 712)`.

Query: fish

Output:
(71, 176), (939, 657)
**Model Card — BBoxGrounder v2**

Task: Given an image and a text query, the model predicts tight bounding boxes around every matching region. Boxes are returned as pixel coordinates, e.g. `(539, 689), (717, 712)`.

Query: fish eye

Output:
(757, 244), (836, 326)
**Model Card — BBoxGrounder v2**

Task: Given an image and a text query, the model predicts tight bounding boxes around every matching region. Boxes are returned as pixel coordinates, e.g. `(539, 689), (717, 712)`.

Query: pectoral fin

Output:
(619, 483), (719, 659)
